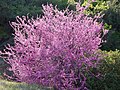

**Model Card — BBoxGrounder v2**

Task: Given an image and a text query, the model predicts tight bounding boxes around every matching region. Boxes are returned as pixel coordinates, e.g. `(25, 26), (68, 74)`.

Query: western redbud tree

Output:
(0, 4), (107, 90)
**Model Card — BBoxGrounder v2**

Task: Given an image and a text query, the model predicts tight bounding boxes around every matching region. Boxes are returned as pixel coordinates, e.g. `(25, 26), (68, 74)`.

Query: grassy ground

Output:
(0, 79), (53, 90)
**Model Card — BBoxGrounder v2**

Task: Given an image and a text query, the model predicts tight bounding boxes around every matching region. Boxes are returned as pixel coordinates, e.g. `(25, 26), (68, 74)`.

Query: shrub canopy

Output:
(0, 4), (107, 90)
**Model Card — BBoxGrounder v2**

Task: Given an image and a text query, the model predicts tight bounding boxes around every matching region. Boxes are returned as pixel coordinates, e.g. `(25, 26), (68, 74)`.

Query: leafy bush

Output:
(101, 0), (120, 50)
(87, 50), (120, 90)
(103, 0), (120, 31)
(101, 50), (120, 75)
(101, 31), (120, 50)
(81, 0), (109, 15)
(80, 0), (120, 51)
(0, 4), (107, 90)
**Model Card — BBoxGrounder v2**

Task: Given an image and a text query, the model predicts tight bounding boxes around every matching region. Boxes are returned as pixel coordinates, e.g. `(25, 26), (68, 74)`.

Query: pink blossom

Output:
(0, 4), (107, 90)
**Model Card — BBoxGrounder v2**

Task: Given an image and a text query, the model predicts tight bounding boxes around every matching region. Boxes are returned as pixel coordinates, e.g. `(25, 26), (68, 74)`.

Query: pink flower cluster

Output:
(0, 4), (106, 90)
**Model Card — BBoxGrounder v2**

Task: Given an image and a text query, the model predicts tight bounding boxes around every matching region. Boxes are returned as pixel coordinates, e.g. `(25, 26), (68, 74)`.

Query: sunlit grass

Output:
(0, 79), (53, 90)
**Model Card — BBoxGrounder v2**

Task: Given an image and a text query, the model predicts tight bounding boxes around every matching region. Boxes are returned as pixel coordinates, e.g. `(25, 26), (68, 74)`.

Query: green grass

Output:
(0, 79), (53, 90)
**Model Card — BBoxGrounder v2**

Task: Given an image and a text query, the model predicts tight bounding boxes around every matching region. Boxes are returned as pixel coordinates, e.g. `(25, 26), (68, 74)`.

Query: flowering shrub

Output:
(0, 4), (107, 90)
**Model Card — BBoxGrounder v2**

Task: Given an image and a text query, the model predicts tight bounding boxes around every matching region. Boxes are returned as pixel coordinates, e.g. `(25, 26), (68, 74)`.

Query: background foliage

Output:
(80, 0), (120, 51)
(87, 50), (120, 90)
(101, 0), (120, 50)
(0, 0), (68, 43)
